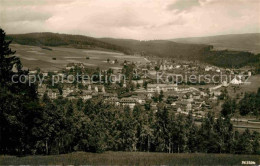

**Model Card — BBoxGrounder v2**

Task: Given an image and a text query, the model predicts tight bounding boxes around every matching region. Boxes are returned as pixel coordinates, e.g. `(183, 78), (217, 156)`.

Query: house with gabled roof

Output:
(120, 97), (137, 109)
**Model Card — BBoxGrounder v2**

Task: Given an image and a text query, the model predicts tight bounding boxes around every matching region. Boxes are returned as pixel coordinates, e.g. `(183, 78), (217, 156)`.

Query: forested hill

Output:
(171, 33), (260, 54)
(6, 32), (260, 68)
(99, 38), (209, 60)
(6, 33), (131, 54)
(100, 37), (260, 68)
(7, 32), (209, 61)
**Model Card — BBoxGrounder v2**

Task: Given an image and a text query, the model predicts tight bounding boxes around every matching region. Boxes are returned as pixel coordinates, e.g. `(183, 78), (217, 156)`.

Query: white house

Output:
(230, 77), (242, 85)
(205, 66), (213, 72)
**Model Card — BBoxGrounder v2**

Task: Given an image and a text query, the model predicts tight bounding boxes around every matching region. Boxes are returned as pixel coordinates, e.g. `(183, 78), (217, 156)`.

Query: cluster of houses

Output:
(34, 59), (253, 118)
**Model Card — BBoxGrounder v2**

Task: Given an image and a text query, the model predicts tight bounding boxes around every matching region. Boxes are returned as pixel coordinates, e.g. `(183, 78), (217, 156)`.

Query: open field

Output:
(0, 152), (259, 165)
(227, 75), (260, 96)
(11, 44), (148, 71)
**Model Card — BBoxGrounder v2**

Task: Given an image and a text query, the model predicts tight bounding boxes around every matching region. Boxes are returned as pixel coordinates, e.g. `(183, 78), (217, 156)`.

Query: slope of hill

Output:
(6, 32), (260, 68)
(9, 44), (147, 71)
(6, 33), (130, 54)
(204, 49), (260, 68)
(7, 33), (210, 61)
(171, 33), (260, 53)
(99, 38), (208, 60)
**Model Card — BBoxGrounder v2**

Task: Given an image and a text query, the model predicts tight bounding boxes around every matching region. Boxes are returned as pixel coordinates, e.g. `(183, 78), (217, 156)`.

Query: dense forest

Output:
(100, 38), (208, 60)
(203, 49), (260, 68)
(1, 28), (260, 155)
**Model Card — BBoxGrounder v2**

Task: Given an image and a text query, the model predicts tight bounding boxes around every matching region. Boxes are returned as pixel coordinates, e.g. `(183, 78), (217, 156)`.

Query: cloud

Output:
(1, 8), (51, 22)
(0, 0), (74, 7)
(0, 0), (259, 39)
(167, 0), (201, 11)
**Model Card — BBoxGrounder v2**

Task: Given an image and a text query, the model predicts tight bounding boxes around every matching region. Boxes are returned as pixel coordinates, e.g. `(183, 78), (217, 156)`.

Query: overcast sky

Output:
(0, 0), (259, 40)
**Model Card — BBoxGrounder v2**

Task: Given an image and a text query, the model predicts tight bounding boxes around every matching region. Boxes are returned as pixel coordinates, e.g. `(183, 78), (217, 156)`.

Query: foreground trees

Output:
(0, 28), (259, 155)
(2, 93), (259, 155)
(239, 90), (260, 116)
(0, 28), (40, 154)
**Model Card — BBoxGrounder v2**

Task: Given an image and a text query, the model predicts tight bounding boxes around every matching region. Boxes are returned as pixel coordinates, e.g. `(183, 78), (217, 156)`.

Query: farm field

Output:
(227, 74), (260, 97)
(10, 44), (148, 71)
(0, 152), (259, 165)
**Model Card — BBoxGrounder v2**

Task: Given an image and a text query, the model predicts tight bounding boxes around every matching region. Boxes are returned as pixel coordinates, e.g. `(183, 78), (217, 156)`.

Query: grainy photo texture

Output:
(0, 0), (260, 165)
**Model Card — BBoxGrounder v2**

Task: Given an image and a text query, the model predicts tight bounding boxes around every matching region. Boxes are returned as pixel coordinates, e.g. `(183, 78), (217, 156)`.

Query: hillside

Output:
(9, 44), (148, 71)
(6, 33), (130, 54)
(204, 49), (260, 68)
(6, 32), (260, 68)
(99, 38), (208, 60)
(7, 33), (209, 61)
(171, 33), (260, 53)
(100, 38), (260, 68)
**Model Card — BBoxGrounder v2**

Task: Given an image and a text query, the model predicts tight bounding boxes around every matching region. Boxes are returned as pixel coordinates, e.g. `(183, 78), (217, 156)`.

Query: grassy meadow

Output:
(227, 75), (260, 97)
(0, 152), (259, 165)
(11, 44), (148, 71)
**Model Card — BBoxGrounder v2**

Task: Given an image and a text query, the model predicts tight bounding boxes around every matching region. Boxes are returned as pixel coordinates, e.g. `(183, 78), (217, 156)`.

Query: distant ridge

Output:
(6, 32), (131, 54)
(99, 38), (208, 60)
(6, 32), (260, 68)
(7, 32), (209, 61)
(171, 33), (260, 53)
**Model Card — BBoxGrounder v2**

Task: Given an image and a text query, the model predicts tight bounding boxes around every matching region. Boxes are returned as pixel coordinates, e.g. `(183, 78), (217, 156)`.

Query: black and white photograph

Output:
(0, 0), (260, 165)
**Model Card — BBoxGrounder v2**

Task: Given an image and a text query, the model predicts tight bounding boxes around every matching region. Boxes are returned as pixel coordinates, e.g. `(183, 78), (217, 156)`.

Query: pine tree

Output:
(0, 28), (19, 86)
(236, 129), (253, 154)
(154, 103), (170, 152)
(252, 131), (260, 154)
(0, 28), (39, 154)
(221, 98), (236, 117)
(186, 112), (198, 153)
